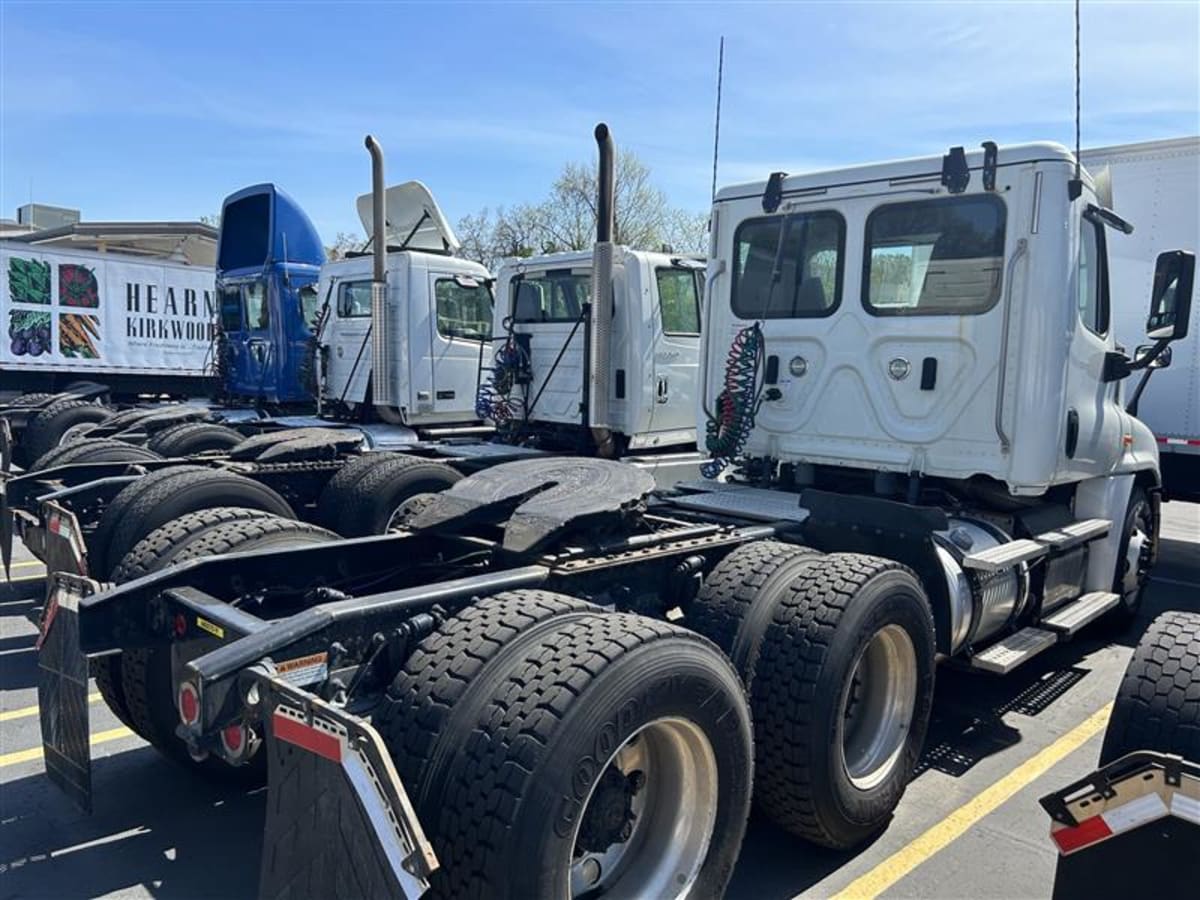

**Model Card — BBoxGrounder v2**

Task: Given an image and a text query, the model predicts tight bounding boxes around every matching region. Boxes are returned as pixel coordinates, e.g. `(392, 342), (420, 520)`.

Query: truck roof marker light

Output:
(272, 709), (343, 763)
(178, 682), (201, 727)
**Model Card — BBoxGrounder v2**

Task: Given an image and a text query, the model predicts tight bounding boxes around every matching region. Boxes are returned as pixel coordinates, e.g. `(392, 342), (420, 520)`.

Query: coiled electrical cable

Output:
(701, 321), (765, 478)
(475, 336), (526, 424)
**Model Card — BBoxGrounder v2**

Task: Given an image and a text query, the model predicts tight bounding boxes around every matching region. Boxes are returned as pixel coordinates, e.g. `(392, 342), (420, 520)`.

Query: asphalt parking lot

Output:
(1, 502), (1197, 899)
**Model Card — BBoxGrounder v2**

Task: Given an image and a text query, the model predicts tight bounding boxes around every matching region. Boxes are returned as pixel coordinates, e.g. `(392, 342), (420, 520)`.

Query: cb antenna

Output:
(1068, 0), (1083, 200)
(710, 36), (725, 201)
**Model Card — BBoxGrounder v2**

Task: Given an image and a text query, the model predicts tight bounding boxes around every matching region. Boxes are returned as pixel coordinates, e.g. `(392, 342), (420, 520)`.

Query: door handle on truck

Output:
(656, 376), (668, 403)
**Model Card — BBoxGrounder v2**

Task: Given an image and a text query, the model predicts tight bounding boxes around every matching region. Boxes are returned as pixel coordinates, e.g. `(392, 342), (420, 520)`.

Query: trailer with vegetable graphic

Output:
(1, 242), (216, 394)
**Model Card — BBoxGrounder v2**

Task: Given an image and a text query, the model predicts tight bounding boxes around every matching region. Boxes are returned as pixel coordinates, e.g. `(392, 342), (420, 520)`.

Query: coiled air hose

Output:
(702, 322), (766, 478)
(475, 336), (525, 424)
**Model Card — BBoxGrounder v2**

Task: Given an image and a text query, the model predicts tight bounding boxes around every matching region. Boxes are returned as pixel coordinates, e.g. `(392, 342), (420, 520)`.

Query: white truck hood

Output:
(355, 181), (460, 254)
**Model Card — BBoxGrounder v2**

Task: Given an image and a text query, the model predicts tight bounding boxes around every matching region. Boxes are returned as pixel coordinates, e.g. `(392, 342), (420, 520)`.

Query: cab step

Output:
(1041, 591), (1121, 636)
(962, 539), (1047, 572)
(1034, 518), (1111, 551)
(961, 517), (1112, 572)
(971, 627), (1058, 674)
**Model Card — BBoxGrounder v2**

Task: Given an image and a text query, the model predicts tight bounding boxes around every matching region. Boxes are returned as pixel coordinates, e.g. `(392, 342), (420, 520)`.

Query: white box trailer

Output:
(1082, 137), (1200, 501)
(1, 242), (217, 397)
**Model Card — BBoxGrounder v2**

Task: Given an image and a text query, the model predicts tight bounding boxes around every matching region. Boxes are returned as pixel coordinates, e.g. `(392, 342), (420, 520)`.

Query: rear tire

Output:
(320, 453), (461, 536)
(1099, 610), (1200, 765)
(752, 553), (936, 848)
(147, 421), (243, 457)
(115, 516), (338, 765)
(22, 399), (112, 463)
(688, 539), (822, 685)
(382, 607), (753, 899)
(30, 438), (161, 471)
(94, 467), (294, 578)
(96, 506), (280, 729)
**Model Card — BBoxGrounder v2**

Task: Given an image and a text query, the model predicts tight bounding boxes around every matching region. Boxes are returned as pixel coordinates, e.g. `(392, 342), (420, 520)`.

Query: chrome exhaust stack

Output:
(589, 123), (615, 454)
(365, 135), (398, 414)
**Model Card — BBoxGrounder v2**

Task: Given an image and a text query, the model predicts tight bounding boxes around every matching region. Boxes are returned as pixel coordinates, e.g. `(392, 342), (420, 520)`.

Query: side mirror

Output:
(1146, 250), (1194, 341)
(1134, 344), (1172, 369)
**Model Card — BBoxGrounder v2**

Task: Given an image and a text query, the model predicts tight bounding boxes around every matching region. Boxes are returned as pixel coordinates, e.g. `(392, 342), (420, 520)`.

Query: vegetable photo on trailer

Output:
(8, 310), (52, 358)
(58, 263), (100, 307)
(7, 256), (51, 304)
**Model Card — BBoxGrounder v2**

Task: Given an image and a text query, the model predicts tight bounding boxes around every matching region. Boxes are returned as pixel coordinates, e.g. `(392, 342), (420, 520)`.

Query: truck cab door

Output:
(647, 264), (702, 445)
(322, 279), (373, 407)
(1058, 210), (1123, 478)
(424, 273), (493, 419)
(219, 279), (277, 400)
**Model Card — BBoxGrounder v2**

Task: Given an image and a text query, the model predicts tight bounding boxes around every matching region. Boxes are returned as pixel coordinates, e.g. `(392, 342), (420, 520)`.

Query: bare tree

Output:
(455, 149), (707, 269)
(325, 231), (361, 261)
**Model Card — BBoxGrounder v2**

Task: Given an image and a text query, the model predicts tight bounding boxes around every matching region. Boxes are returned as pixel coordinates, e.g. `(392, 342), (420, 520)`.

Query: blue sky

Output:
(2, 1), (1197, 244)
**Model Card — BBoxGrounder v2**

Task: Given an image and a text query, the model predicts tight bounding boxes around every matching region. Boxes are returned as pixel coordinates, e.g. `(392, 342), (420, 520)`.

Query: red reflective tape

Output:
(1052, 815), (1112, 853)
(273, 712), (342, 762)
(1156, 436), (1200, 445)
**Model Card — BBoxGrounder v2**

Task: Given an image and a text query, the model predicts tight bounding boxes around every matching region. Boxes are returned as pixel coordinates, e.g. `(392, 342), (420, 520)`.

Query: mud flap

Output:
(1, 416), (11, 474)
(41, 501), (89, 577)
(257, 675), (437, 900)
(1, 474), (12, 578)
(36, 573), (99, 812)
(1041, 751), (1200, 899)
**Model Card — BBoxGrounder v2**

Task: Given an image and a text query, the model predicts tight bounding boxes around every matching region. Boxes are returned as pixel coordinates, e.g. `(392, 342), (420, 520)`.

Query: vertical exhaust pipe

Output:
(365, 135), (398, 412)
(589, 123), (615, 454)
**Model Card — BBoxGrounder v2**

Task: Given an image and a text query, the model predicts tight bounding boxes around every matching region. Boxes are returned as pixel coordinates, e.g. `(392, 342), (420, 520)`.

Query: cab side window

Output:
(337, 281), (373, 318)
(1078, 219), (1109, 336)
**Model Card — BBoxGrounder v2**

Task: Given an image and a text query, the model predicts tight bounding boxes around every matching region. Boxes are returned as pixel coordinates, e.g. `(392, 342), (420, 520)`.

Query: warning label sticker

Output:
(276, 652), (329, 687)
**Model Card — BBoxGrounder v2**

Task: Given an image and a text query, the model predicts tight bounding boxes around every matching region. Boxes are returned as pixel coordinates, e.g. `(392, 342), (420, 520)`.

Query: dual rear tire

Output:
(689, 543), (936, 849)
(376, 592), (754, 899)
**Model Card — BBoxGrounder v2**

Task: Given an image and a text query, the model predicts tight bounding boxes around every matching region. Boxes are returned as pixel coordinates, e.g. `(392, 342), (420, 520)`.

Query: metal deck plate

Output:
(436, 442), (547, 460)
(1042, 591), (1121, 635)
(668, 486), (810, 524)
(971, 627), (1058, 674)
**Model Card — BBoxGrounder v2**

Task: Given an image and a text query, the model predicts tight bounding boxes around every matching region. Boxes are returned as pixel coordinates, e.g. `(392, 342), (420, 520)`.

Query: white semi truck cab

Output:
(699, 140), (1193, 667)
(313, 180), (494, 428)
(483, 248), (703, 453)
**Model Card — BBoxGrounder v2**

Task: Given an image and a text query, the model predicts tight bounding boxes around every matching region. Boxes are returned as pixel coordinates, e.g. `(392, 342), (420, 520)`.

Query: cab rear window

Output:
(863, 195), (1006, 316)
(732, 211), (845, 319)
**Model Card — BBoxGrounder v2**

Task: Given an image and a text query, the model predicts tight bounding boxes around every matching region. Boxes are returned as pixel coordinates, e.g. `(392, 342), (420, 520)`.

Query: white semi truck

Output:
(1081, 136), (1200, 501)
(34, 130), (1193, 899)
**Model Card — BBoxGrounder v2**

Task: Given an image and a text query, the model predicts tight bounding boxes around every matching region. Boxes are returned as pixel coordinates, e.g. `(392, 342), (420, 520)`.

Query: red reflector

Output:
(273, 712), (342, 763)
(178, 683), (200, 726)
(222, 723), (245, 754)
(1052, 815), (1112, 853)
(174, 613), (187, 638)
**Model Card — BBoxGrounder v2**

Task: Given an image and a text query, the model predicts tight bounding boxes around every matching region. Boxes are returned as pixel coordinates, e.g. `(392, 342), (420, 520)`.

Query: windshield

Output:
(510, 270), (592, 323)
(732, 211), (845, 319)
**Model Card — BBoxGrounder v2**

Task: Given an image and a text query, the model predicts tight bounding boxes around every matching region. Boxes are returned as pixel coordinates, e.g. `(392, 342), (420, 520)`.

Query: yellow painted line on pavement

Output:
(0, 693), (101, 722)
(831, 701), (1113, 900)
(0, 726), (134, 768)
(8, 560), (46, 570)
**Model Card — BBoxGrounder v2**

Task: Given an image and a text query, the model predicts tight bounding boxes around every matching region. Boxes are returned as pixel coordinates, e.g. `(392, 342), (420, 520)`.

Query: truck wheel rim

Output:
(1122, 502), (1151, 598)
(840, 624), (918, 791)
(568, 717), (718, 899)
